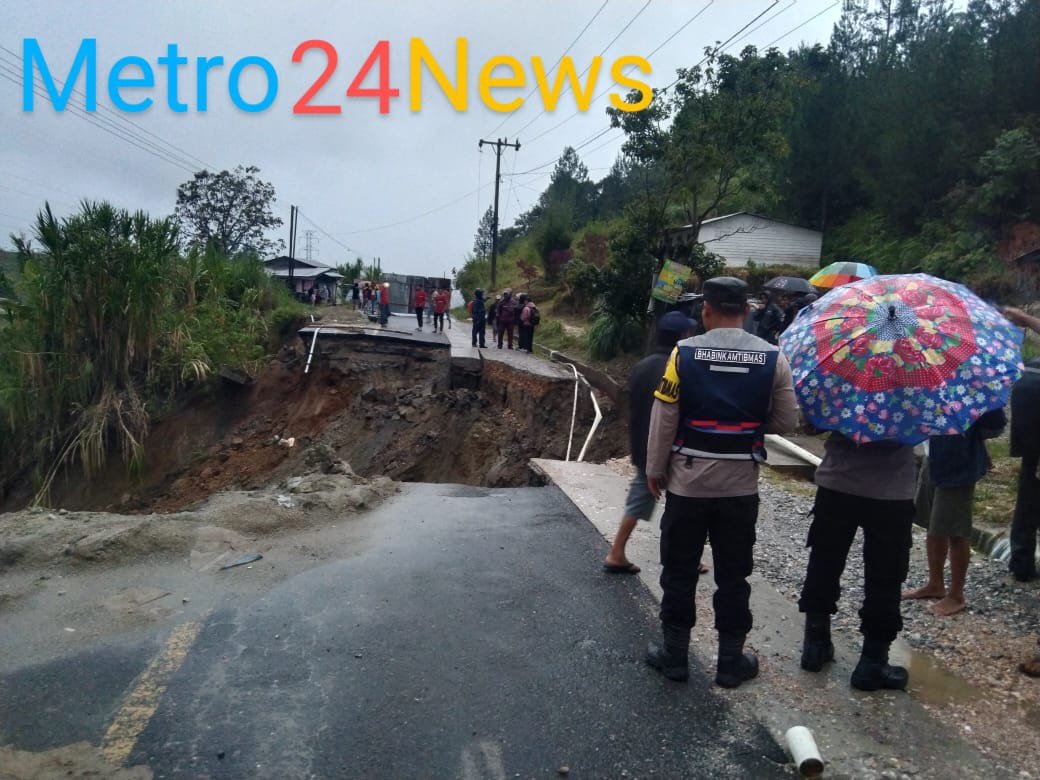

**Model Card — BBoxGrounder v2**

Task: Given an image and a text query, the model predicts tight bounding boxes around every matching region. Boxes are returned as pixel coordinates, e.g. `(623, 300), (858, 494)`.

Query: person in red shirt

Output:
(414, 287), (427, 331)
(378, 282), (390, 326)
(432, 287), (449, 333)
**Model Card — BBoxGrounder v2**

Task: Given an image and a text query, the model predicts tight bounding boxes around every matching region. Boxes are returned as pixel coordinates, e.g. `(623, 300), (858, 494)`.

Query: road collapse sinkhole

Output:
(19, 329), (626, 514)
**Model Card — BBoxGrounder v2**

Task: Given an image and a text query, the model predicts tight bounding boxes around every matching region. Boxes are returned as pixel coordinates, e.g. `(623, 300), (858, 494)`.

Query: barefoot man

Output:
(903, 411), (1005, 615)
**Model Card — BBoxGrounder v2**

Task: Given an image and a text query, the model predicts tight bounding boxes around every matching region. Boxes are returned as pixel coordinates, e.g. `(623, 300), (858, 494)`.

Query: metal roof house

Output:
(660, 212), (822, 269)
(264, 256), (343, 299)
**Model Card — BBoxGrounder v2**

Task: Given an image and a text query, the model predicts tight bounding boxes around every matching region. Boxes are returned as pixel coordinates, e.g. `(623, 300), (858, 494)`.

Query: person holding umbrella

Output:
(752, 290), (785, 344)
(781, 274), (1023, 691)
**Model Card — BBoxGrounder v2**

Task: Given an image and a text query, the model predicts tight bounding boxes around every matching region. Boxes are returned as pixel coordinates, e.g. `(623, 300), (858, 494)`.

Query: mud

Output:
(5, 328), (623, 515)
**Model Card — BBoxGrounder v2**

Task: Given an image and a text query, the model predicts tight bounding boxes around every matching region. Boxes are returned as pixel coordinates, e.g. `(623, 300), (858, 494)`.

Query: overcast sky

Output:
(1, 1), (845, 276)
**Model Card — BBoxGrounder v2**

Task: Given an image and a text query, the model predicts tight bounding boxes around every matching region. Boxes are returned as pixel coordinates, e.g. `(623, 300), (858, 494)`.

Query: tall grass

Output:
(0, 201), (304, 504)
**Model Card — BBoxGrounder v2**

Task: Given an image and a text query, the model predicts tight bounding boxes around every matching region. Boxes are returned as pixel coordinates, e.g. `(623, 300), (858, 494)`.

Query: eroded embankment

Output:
(16, 330), (623, 513)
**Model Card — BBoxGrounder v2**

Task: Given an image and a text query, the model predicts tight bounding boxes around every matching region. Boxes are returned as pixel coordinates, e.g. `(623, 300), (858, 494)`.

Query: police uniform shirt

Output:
(646, 327), (799, 498)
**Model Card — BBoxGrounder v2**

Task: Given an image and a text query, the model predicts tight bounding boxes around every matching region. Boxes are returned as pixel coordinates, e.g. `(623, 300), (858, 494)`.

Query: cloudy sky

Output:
(1, 1), (844, 276)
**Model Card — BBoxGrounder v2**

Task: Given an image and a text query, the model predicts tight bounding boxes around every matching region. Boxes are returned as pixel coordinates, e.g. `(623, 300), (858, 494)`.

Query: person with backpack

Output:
(469, 288), (487, 348)
(519, 296), (539, 352)
(496, 289), (517, 349)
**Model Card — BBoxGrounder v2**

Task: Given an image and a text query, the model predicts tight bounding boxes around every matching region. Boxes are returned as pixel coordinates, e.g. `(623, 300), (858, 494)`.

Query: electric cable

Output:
(484, 0), (611, 137)
(0, 44), (215, 171)
(765, 2), (840, 48)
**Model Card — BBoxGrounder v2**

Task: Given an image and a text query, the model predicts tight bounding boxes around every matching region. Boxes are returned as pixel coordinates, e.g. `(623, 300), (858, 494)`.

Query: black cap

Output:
(657, 310), (697, 333)
(703, 276), (748, 308)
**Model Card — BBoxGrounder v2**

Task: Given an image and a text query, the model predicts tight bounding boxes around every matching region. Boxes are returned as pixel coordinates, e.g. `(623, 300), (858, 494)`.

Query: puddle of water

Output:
(890, 640), (983, 708)
(890, 640), (1040, 732)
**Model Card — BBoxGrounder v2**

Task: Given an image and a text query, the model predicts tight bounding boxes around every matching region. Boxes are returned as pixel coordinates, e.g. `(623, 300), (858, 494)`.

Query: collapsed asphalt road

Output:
(0, 483), (787, 779)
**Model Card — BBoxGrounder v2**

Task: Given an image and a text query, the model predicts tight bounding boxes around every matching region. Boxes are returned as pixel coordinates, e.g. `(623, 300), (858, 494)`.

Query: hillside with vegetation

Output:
(454, 0), (1040, 359)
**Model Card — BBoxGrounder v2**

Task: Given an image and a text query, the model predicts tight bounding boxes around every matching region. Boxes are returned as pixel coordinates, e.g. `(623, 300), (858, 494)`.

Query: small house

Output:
(264, 256), (343, 301)
(660, 212), (822, 269)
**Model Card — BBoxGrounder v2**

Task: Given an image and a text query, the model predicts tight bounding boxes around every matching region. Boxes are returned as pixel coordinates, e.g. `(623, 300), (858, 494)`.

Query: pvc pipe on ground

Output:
(576, 387), (602, 463)
(766, 434), (823, 467)
(304, 327), (322, 374)
(785, 726), (824, 778)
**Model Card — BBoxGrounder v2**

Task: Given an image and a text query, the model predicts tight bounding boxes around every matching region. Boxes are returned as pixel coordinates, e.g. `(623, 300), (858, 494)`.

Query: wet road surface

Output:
(1, 484), (786, 778)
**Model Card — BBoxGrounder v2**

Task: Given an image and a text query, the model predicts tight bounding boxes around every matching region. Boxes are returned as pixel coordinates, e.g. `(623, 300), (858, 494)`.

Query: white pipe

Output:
(576, 387), (602, 462)
(564, 362), (580, 462)
(765, 434), (822, 467)
(304, 327), (322, 374)
(784, 726), (824, 778)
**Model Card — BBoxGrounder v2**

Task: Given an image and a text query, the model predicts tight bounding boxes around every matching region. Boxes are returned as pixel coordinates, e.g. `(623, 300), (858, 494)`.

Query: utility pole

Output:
(478, 137), (520, 290)
(288, 205), (298, 293)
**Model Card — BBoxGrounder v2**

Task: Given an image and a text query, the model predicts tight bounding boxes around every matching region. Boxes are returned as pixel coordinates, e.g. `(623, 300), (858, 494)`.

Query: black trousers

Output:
(659, 492), (758, 636)
(471, 314), (486, 347)
(415, 306), (425, 328)
(433, 312), (444, 331)
(1010, 452), (1040, 577)
(518, 324), (533, 351)
(798, 486), (913, 643)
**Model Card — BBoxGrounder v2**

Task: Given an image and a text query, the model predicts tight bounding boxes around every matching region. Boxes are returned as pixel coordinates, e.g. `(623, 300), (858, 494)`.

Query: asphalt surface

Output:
(1, 484), (788, 779)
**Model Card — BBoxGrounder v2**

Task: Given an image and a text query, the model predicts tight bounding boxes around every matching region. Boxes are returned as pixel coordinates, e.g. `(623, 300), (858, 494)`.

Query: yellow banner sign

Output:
(651, 260), (692, 304)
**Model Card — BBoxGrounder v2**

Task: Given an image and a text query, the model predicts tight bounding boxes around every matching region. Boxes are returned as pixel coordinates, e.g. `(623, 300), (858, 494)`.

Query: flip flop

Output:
(603, 562), (641, 575)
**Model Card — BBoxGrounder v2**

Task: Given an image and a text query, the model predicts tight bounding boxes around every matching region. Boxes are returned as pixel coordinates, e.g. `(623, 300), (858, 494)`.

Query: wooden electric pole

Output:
(478, 137), (520, 290)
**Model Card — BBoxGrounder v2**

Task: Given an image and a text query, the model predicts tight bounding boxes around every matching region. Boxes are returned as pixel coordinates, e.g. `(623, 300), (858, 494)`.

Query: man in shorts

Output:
(603, 311), (696, 574)
(903, 409), (1006, 616)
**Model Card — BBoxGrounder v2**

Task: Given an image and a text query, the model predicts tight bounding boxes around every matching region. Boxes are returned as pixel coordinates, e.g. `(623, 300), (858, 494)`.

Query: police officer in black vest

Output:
(645, 276), (799, 687)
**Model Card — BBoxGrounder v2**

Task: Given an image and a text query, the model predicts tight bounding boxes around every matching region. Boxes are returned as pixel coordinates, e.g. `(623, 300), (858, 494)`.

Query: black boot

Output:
(715, 633), (759, 689)
(645, 623), (690, 682)
(800, 613), (835, 672)
(851, 637), (908, 691)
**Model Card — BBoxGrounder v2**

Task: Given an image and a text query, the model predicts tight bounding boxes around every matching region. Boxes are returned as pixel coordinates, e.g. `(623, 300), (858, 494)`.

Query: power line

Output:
(0, 44), (215, 172)
(296, 209), (372, 260)
(655, 1), (783, 97)
(508, 0), (655, 142)
(0, 66), (199, 174)
(765, 1), (840, 48)
(485, 0), (612, 138)
(0, 180), (79, 211)
(334, 183), (493, 237)
(520, 1), (717, 145)
(721, 0), (798, 53)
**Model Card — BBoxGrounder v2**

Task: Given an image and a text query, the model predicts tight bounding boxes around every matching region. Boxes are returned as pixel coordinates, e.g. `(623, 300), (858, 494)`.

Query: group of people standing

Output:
(467, 288), (539, 351)
(413, 286), (450, 333)
(751, 288), (817, 344)
(604, 274), (1040, 692)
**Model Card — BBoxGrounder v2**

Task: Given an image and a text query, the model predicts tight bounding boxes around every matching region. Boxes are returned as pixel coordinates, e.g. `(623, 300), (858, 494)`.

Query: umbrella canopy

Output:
(809, 261), (878, 289)
(763, 276), (814, 294)
(780, 274), (1022, 444)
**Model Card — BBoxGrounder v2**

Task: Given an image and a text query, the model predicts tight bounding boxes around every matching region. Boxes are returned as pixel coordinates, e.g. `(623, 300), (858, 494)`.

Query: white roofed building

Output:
(660, 212), (822, 269)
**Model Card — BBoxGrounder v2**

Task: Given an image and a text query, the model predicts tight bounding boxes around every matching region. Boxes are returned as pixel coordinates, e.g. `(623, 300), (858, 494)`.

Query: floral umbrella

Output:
(780, 274), (1023, 444)
(809, 261), (878, 289)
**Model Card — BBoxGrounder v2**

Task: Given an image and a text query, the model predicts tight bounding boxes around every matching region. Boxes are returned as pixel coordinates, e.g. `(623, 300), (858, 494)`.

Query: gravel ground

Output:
(755, 476), (1040, 776)
(603, 457), (1040, 775)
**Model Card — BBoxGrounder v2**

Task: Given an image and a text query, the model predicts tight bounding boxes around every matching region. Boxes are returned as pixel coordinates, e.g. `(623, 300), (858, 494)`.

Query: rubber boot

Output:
(850, 637), (908, 691)
(800, 613), (835, 672)
(715, 633), (759, 689)
(645, 623), (690, 682)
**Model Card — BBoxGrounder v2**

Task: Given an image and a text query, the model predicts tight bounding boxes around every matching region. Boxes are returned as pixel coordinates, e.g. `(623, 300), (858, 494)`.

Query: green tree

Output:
(175, 165), (284, 257)
(473, 206), (495, 260)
